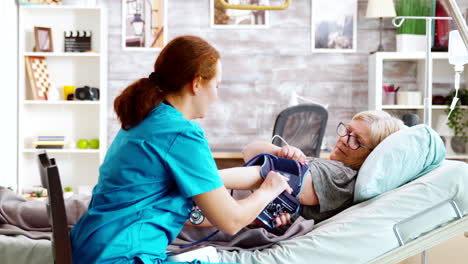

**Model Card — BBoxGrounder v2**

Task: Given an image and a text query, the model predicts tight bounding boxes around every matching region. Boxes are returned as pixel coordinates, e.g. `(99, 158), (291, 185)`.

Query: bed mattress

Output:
(219, 160), (468, 264)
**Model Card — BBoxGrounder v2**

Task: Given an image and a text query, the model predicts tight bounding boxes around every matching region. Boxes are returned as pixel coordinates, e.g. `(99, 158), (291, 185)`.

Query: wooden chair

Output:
(38, 152), (73, 264)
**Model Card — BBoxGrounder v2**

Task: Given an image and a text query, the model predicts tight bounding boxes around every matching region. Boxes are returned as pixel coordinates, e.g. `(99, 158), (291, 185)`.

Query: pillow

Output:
(353, 124), (446, 203)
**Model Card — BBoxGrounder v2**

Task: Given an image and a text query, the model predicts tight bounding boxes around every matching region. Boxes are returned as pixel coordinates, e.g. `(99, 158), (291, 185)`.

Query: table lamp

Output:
(366, 0), (396, 52)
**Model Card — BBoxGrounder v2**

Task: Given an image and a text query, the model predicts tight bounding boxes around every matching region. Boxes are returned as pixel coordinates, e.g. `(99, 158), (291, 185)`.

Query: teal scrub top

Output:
(70, 102), (223, 264)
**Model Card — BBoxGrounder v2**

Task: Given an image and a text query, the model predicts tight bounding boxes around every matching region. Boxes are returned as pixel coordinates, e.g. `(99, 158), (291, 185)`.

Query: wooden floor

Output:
(399, 234), (468, 264)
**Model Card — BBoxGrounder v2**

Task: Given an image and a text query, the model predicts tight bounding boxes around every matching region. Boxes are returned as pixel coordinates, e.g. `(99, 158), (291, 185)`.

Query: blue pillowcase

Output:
(353, 124), (446, 203)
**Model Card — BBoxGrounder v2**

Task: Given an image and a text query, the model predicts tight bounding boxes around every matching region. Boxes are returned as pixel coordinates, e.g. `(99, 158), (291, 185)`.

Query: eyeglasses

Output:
(336, 122), (373, 151)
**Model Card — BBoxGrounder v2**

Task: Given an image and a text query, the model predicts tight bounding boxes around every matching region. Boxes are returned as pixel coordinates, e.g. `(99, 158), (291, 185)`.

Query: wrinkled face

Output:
(329, 119), (373, 169)
(193, 60), (222, 119)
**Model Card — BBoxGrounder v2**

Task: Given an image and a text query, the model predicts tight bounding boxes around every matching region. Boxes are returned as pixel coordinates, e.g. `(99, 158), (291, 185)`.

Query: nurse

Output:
(70, 35), (291, 264)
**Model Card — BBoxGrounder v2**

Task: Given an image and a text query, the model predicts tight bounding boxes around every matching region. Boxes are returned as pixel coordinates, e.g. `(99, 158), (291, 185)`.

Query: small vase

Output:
(451, 136), (466, 154)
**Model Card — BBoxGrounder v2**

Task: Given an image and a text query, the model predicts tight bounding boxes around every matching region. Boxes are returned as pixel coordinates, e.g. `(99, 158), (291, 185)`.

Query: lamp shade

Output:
(366, 0), (396, 18)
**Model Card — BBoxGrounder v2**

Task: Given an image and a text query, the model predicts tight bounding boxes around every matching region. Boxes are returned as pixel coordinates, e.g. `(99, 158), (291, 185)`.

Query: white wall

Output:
(0, 1), (18, 190)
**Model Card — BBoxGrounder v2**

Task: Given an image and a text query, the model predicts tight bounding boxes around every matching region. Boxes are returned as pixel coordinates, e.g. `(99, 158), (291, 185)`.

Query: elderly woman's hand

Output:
(274, 213), (292, 227)
(277, 145), (306, 162)
(249, 213), (292, 228)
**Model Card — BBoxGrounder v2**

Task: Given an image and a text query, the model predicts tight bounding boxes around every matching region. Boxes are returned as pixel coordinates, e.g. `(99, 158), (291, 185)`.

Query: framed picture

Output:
(311, 0), (357, 53)
(122, 0), (167, 51)
(210, 0), (269, 28)
(25, 56), (52, 100)
(34, 27), (53, 52)
(18, 0), (61, 5)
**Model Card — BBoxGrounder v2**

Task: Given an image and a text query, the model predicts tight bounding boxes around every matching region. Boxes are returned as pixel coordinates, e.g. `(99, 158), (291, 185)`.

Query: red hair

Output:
(114, 35), (220, 130)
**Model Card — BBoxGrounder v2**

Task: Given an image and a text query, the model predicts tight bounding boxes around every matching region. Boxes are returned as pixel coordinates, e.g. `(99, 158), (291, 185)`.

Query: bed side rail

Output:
(393, 199), (463, 246)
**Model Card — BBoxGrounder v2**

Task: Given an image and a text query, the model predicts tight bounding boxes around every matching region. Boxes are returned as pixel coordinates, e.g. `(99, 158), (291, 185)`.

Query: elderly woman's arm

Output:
(242, 141), (281, 162)
(243, 141), (318, 206)
(242, 141), (306, 162)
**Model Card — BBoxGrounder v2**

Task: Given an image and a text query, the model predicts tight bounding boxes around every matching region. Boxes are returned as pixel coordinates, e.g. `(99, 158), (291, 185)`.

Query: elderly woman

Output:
(237, 110), (406, 223)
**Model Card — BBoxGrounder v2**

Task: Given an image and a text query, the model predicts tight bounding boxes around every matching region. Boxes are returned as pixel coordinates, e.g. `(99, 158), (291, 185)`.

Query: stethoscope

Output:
(189, 207), (205, 225)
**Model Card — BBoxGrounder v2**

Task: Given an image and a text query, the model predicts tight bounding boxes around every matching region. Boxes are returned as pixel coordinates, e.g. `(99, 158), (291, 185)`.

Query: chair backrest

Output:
(38, 151), (51, 189)
(37, 152), (72, 264)
(272, 103), (328, 158)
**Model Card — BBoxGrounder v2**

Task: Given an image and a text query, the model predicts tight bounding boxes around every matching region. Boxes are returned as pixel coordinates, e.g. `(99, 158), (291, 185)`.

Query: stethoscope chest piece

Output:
(189, 208), (205, 225)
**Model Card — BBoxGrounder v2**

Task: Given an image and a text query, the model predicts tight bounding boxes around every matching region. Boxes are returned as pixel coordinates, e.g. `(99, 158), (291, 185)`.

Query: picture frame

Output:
(122, 0), (168, 51)
(25, 56), (52, 101)
(34, 27), (54, 52)
(18, 0), (61, 5)
(210, 0), (269, 29)
(311, 0), (357, 53)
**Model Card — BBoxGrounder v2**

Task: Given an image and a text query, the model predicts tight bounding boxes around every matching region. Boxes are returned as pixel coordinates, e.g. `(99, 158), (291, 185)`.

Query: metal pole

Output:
(393, 16), (453, 127)
(424, 18), (432, 126)
(421, 250), (428, 264)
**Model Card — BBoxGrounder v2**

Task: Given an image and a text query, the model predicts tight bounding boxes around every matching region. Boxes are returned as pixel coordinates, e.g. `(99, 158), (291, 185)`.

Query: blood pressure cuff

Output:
(244, 153), (310, 228)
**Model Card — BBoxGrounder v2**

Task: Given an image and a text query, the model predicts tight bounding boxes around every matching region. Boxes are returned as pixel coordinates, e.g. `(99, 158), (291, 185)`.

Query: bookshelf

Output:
(17, 6), (107, 194)
(369, 52), (468, 161)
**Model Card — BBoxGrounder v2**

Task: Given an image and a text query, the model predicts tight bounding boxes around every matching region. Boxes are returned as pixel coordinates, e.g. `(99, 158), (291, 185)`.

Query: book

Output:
(34, 141), (65, 145)
(37, 137), (65, 140)
(36, 145), (64, 149)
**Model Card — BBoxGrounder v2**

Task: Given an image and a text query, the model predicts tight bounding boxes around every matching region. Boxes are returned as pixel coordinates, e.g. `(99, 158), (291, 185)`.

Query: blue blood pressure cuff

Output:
(244, 153), (310, 228)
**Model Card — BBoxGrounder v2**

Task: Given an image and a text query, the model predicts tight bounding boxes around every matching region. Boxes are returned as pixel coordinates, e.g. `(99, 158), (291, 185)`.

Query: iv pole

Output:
(392, 16), (452, 126)
(391, 0), (468, 127)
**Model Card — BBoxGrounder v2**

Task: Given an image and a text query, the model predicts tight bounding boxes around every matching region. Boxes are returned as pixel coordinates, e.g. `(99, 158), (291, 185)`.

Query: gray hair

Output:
(352, 110), (407, 148)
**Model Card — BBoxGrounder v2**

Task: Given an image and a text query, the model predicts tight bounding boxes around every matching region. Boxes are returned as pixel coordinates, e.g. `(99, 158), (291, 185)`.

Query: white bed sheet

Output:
(219, 160), (468, 264)
(0, 234), (51, 264)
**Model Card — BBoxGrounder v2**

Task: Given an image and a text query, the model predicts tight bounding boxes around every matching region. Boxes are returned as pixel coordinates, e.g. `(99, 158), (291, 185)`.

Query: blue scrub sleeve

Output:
(165, 124), (223, 198)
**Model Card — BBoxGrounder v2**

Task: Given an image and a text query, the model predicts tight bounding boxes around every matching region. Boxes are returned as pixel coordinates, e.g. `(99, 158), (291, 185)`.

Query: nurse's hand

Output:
(261, 171), (293, 198)
(277, 145), (306, 162)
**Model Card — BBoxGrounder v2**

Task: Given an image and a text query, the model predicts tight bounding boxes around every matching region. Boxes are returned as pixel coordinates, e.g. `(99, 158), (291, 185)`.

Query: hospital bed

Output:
(0, 160), (467, 264)
(218, 160), (468, 264)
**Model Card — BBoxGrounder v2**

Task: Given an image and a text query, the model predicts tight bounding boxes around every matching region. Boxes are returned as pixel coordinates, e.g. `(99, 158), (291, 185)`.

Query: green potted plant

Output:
(395, 0), (433, 52)
(444, 89), (468, 153)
